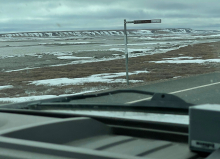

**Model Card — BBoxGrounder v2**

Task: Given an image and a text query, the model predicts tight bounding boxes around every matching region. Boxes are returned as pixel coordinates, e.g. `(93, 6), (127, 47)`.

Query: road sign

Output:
(123, 18), (161, 85)
(151, 19), (161, 23)
(134, 20), (151, 24)
(133, 19), (161, 24)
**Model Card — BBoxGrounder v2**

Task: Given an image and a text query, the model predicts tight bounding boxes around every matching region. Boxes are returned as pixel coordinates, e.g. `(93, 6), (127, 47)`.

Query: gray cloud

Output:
(148, 1), (193, 10)
(0, 0), (220, 33)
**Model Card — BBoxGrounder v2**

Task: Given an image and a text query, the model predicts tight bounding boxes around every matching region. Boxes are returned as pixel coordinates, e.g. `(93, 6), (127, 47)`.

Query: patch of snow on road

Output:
(29, 71), (149, 86)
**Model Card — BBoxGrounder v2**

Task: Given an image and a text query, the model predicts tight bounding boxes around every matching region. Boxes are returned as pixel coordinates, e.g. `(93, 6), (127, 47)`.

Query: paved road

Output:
(72, 72), (220, 105)
(126, 71), (220, 105)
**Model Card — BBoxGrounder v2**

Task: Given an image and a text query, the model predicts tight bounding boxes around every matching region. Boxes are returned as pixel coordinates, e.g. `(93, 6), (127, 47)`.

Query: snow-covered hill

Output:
(0, 28), (217, 38)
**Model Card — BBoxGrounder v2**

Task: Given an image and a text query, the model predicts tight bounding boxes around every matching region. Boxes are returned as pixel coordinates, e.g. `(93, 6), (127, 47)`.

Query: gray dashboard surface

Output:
(0, 112), (201, 159)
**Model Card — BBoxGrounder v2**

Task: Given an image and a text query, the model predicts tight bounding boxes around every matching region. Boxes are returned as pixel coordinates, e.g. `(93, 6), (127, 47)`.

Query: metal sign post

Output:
(123, 19), (161, 85)
(124, 19), (129, 85)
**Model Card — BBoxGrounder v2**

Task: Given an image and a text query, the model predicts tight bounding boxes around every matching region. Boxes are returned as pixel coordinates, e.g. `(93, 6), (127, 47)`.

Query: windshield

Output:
(0, 1), (220, 111)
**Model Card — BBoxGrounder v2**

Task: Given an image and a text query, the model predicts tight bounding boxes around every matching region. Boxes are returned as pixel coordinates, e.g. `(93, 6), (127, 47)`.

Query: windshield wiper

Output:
(4, 89), (192, 115)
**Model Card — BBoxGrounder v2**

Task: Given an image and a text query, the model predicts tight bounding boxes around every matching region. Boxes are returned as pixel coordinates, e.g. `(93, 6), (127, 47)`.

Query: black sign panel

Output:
(134, 20), (151, 24)
(133, 19), (161, 24)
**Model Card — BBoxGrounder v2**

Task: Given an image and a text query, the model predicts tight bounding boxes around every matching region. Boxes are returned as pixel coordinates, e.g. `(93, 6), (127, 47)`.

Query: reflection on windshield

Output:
(45, 110), (189, 125)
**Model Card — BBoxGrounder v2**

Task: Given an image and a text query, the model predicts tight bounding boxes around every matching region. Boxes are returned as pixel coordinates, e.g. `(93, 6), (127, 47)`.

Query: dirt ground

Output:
(1, 41), (220, 102)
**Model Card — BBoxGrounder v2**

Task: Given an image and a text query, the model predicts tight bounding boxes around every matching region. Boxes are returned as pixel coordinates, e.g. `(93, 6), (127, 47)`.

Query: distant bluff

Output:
(0, 28), (196, 37)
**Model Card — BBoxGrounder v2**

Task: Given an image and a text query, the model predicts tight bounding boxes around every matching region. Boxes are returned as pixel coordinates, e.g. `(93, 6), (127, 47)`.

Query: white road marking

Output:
(126, 81), (220, 104)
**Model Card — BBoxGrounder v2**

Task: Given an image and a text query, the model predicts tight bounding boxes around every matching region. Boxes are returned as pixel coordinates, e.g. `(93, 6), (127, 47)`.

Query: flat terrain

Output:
(1, 41), (220, 104)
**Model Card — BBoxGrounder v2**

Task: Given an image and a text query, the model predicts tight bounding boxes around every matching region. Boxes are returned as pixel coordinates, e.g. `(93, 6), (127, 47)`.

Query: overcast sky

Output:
(0, 0), (220, 33)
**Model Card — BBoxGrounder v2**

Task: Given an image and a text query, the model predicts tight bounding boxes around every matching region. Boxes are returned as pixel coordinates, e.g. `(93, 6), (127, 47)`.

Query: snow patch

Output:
(0, 85), (13, 90)
(151, 59), (220, 64)
(0, 88), (107, 103)
(173, 76), (182, 79)
(5, 67), (40, 72)
(163, 56), (196, 60)
(57, 56), (93, 60)
(29, 71), (149, 86)
(39, 42), (92, 45)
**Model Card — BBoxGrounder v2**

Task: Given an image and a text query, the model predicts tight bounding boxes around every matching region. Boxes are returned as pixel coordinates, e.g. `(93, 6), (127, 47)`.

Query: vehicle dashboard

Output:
(0, 110), (208, 159)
